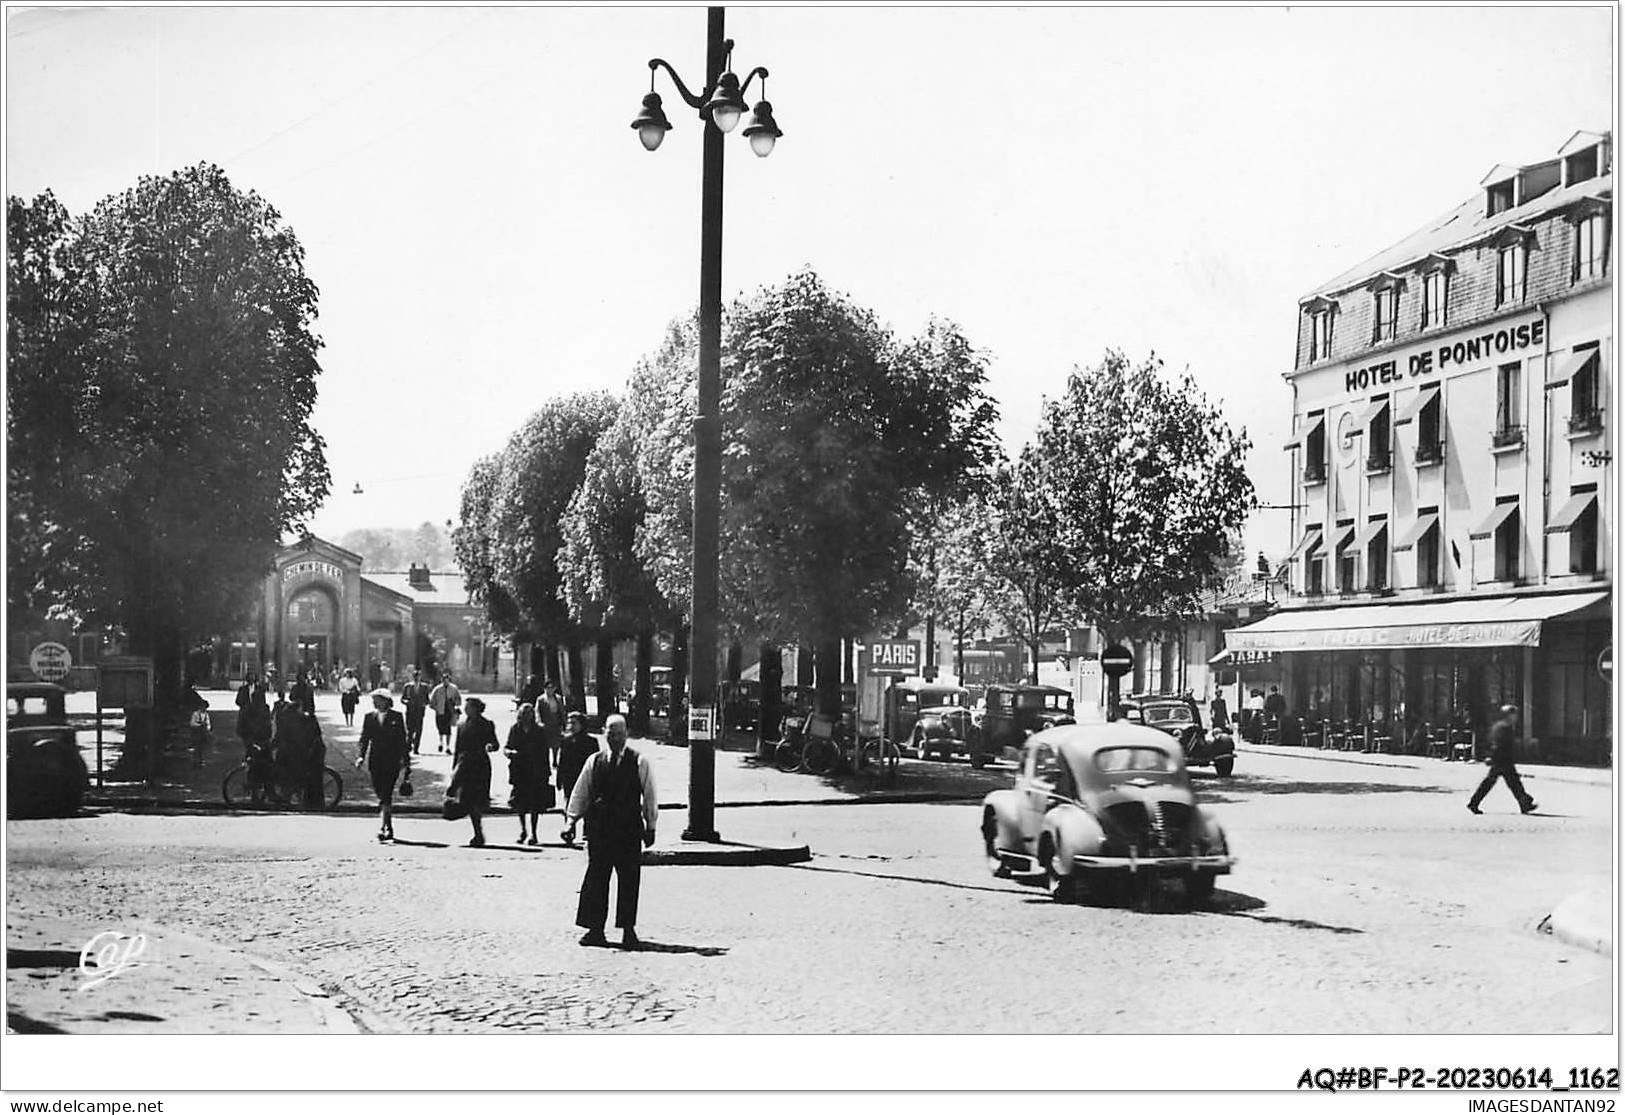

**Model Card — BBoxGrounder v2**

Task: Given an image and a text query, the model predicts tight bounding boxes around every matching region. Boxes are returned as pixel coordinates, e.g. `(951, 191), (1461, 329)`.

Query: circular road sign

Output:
(29, 641), (72, 683)
(1100, 644), (1134, 678)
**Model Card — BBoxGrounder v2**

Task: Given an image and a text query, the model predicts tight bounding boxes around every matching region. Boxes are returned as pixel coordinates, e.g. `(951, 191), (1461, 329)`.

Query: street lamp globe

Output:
(631, 92), (673, 151)
(743, 100), (782, 157)
(703, 71), (747, 133)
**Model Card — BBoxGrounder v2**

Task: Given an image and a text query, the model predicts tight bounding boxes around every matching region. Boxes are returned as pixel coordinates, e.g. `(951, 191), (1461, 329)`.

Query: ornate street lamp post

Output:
(632, 7), (780, 842)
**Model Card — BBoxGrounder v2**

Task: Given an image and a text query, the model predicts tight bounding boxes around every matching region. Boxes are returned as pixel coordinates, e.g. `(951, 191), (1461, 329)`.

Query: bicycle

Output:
(222, 744), (343, 809)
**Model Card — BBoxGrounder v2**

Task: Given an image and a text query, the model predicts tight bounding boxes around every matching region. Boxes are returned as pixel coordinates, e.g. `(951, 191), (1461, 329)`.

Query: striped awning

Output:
(1222, 591), (1609, 653)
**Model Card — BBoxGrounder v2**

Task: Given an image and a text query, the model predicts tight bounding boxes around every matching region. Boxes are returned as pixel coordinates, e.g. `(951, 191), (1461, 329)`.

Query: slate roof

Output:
(361, 568), (473, 606)
(1304, 143), (1612, 301)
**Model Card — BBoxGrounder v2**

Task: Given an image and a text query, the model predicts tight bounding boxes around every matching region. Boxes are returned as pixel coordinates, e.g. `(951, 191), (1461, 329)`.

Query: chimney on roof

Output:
(408, 563), (431, 589)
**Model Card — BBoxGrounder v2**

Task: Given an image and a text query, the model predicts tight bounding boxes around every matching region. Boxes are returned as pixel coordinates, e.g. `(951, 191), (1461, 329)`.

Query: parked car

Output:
(721, 679), (761, 732)
(884, 679), (973, 760)
(974, 683), (1075, 767)
(980, 723), (1234, 906)
(1119, 693), (1236, 777)
(7, 682), (88, 819)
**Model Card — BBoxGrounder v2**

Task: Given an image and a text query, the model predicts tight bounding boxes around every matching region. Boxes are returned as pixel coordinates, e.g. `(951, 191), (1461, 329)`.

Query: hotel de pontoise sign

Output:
(1227, 619), (1544, 653)
(1337, 313), (1546, 397)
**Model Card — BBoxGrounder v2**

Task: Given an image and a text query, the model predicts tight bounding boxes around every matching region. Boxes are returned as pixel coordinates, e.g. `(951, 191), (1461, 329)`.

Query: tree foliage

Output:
(983, 456), (1074, 681)
(487, 392), (619, 640)
(452, 454), (523, 635)
(7, 166), (329, 700)
(720, 270), (1000, 651)
(1031, 350), (1256, 641)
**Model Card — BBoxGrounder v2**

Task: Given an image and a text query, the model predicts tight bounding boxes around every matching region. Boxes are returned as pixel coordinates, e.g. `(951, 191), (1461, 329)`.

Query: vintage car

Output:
(7, 682), (88, 819)
(973, 682), (1075, 767)
(980, 723), (1235, 906)
(1120, 694), (1236, 777)
(720, 679), (761, 732)
(886, 679), (973, 760)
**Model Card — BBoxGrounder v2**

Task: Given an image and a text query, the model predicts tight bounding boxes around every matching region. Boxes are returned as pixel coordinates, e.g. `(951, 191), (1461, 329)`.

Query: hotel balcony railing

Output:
(1414, 439), (1444, 465)
(1365, 448), (1392, 473)
(1568, 408), (1604, 436)
(1491, 424), (1525, 450)
(1303, 460), (1327, 484)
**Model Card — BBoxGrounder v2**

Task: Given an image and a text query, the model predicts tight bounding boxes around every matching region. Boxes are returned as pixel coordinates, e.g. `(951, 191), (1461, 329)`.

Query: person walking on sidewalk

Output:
(338, 667), (362, 727)
(447, 696), (498, 846)
(504, 702), (554, 845)
(357, 690), (411, 842)
(1468, 704), (1538, 815)
(399, 668), (432, 754)
(564, 715), (657, 950)
(429, 673), (462, 754)
(556, 710), (599, 819)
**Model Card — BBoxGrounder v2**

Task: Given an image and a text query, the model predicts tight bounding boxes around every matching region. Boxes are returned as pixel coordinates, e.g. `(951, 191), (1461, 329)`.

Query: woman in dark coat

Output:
(555, 710), (601, 839)
(356, 690), (410, 842)
(447, 696), (499, 846)
(504, 702), (555, 845)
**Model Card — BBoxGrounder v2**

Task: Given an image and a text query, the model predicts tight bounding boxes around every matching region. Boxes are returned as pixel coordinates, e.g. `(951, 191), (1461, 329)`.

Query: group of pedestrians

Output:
(344, 671), (654, 948)
(234, 669), (327, 799)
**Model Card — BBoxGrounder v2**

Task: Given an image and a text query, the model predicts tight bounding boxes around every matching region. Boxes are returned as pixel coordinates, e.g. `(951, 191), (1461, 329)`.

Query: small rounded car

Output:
(7, 682), (89, 819)
(981, 723), (1234, 906)
(1120, 693), (1236, 777)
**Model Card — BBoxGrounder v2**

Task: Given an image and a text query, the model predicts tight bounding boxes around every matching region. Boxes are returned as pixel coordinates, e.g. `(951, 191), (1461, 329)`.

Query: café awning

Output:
(1392, 513), (1439, 552)
(1352, 518), (1388, 550)
(1286, 527), (1324, 560)
(1222, 591), (1608, 653)
(1470, 502), (1519, 540)
(1546, 347), (1598, 388)
(1394, 384), (1440, 425)
(1545, 490), (1598, 533)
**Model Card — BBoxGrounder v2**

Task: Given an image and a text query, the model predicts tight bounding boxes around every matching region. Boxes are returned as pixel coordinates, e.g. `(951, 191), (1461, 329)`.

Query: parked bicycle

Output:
(773, 712), (900, 783)
(222, 742), (343, 808)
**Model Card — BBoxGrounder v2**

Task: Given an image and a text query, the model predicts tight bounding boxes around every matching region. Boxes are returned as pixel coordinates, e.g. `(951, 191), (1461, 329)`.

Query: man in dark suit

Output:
(563, 715), (656, 950)
(1468, 704), (1537, 815)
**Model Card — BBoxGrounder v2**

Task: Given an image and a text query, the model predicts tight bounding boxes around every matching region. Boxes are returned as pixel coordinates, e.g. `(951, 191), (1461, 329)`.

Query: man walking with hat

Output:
(1468, 704), (1538, 815)
(563, 714), (657, 950)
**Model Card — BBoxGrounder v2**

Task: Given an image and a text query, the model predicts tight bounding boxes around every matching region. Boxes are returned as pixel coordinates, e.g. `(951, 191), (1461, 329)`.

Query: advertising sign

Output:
(688, 705), (716, 742)
(28, 641), (72, 683)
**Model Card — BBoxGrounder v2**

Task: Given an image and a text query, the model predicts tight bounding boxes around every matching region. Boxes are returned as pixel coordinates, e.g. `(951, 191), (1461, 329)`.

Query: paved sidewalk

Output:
(6, 912), (364, 1034)
(1238, 741), (1613, 787)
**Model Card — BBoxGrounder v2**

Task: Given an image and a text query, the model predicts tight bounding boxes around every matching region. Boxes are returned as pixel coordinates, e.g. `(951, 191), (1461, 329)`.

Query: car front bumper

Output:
(1070, 851), (1235, 875)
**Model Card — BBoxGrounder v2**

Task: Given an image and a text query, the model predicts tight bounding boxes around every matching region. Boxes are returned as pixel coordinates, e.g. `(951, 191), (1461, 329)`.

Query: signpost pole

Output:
(95, 688), (104, 790)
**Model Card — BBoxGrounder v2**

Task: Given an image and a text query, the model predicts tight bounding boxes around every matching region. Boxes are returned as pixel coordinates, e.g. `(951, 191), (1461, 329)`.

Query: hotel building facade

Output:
(1225, 131), (1614, 763)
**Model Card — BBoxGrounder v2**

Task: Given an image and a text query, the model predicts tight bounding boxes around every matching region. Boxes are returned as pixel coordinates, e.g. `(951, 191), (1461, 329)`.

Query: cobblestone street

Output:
(7, 745), (1611, 1036)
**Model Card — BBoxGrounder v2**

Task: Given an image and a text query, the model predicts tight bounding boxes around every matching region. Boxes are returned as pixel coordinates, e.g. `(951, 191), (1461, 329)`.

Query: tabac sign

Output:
(1341, 314), (1545, 396)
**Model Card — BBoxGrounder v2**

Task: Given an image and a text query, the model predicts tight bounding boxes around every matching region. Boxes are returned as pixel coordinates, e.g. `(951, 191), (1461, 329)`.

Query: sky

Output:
(5, 3), (1615, 563)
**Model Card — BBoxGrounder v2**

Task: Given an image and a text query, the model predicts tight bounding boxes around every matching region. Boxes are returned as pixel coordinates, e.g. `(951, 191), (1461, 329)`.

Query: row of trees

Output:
(8, 165), (330, 759)
(456, 269), (1256, 734)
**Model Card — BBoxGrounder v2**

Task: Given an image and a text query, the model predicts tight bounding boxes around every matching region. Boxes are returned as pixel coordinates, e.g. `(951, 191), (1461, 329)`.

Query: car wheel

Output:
(983, 811), (1011, 879)
(1186, 872), (1217, 907)
(1040, 838), (1078, 903)
(1214, 756), (1234, 778)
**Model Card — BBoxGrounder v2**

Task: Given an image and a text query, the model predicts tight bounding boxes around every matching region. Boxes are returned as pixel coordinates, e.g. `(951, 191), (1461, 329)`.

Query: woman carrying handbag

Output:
(504, 702), (555, 845)
(357, 689), (410, 842)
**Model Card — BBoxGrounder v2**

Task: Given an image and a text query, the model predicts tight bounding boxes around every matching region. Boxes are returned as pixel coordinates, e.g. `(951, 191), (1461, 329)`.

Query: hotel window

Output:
(1494, 362), (1523, 446)
(1496, 243), (1526, 306)
(1334, 520), (1358, 594)
(1303, 413), (1327, 482)
(1372, 286), (1399, 343)
(1417, 515), (1440, 588)
(1470, 498), (1521, 583)
(1569, 343), (1601, 432)
(1310, 308), (1334, 361)
(1365, 395), (1392, 471)
(1420, 269), (1447, 329)
(1364, 518), (1390, 591)
(1306, 552), (1326, 596)
(1486, 179), (1516, 216)
(1416, 390), (1443, 463)
(1547, 485), (1600, 575)
(1574, 213), (1608, 282)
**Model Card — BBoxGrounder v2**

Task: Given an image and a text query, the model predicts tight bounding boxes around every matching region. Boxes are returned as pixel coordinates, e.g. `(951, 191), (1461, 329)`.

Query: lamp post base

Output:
(680, 826), (722, 843)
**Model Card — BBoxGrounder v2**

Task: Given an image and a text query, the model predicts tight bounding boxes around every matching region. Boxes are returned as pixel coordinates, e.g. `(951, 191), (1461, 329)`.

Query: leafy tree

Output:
(1032, 350), (1256, 690)
(452, 453), (523, 637)
(983, 457), (1074, 682)
(722, 271), (1000, 714)
(559, 398), (675, 732)
(918, 495), (1003, 681)
(7, 166), (328, 739)
(487, 392), (618, 710)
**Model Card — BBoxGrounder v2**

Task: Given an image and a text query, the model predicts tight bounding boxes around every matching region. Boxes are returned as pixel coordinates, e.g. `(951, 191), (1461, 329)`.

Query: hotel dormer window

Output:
(1571, 206), (1609, 283)
(1497, 243), (1526, 305)
(1418, 256), (1452, 330)
(1372, 287), (1398, 343)
(1486, 179), (1517, 216)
